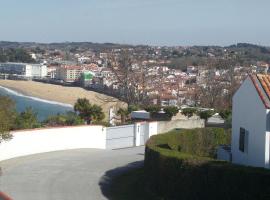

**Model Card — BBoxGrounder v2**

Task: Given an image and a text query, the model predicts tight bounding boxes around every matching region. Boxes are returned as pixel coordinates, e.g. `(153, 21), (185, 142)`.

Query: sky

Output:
(0, 0), (270, 46)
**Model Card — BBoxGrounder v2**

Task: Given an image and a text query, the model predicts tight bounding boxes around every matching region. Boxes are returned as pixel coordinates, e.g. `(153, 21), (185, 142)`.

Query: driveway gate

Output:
(106, 125), (135, 149)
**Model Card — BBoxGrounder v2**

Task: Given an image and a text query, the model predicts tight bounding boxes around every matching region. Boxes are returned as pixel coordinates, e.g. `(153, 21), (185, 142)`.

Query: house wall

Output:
(232, 77), (268, 168)
(0, 125), (106, 161)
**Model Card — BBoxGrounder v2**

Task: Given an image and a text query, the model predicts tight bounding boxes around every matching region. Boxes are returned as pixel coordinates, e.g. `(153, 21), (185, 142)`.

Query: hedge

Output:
(145, 128), (270, 200)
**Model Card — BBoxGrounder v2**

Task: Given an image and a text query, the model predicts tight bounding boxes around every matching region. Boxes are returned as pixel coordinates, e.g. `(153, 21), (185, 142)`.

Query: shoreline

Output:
(0, 80), (126, 118)
(0, 85), (73, 108)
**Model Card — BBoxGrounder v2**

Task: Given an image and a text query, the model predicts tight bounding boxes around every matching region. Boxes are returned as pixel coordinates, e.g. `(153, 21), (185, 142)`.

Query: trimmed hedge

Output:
(145, 128), (270, 200)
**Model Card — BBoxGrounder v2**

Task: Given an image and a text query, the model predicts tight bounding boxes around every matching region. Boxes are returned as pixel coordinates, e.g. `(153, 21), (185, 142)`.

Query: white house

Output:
(232, 74), (270, 168)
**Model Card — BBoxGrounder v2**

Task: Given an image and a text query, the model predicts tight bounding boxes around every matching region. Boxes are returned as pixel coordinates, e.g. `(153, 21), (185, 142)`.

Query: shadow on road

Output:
(98, 161), (144, 199)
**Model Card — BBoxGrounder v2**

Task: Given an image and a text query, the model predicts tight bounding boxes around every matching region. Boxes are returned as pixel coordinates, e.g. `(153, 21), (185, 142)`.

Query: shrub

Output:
(44, 111), (84, 127)
(219, 109), (232, 120)
(181, 108), (197, 118)
(145, 128), (270, 200)
(163, 106), (179, 118)
(144, 105), (161, 114)
(198, 110), (215, 121)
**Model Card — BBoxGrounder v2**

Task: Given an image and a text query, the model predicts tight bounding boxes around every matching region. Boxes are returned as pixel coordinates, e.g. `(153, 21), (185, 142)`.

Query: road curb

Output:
(0, 191), (13, 200)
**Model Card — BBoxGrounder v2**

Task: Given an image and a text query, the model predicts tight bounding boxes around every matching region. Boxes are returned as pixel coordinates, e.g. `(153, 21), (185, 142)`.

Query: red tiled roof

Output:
(250, 74), (270, 109)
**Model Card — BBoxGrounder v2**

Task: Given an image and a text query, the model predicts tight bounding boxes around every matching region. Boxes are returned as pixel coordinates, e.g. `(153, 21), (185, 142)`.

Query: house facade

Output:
(232, 74), (270, 168)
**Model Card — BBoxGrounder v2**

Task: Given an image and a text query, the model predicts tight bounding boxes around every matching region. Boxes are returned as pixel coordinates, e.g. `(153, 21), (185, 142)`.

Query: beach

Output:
(0, 80), (126, 117)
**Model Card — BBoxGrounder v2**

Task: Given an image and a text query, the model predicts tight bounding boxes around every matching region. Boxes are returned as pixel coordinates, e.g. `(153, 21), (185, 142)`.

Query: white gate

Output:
(106, 125), (135, 149)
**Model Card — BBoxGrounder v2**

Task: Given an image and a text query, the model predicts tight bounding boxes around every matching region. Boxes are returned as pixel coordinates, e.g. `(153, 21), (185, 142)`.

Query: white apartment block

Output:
(0, 62), (47, 78)
(56, 66), (83, 83)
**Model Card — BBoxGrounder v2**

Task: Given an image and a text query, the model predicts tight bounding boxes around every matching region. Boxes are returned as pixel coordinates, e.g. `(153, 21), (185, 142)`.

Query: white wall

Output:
(31, 65), (47, 77)
(232, 77), (268, 168)
(0, 125), (106, 161)
(148, 122), (158, 138)
(157, 119), (204, 134)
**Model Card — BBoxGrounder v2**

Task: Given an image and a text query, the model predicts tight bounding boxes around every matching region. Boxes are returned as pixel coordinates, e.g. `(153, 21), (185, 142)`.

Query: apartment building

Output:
(56, 65), (84, 83)
(0, 62), (47, 78)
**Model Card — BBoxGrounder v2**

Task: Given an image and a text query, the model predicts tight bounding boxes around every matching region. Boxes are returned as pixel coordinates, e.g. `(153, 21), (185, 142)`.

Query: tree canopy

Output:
(0, 96), (16, 142)
(14, 107), (40, 130)
(74, 98), (105, 124)
(0, 48), (35, 63)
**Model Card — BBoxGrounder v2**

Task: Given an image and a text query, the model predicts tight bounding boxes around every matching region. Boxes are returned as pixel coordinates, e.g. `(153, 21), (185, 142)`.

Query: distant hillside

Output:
(0, 41), (137, 52)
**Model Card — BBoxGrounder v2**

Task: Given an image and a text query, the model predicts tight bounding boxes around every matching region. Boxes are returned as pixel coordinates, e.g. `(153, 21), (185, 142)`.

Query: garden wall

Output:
(0, 125), (106, 161)
(157, 119), (204, 134)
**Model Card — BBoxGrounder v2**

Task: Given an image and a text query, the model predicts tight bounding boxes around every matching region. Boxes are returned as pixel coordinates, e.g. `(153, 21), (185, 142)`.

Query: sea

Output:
(0, 86), (73, 121)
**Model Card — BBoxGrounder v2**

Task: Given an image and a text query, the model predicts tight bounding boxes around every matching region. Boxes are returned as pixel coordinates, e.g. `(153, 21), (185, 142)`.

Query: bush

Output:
(198, 110), (215, 121)
(144, 105), (161, 114)
(44, 111), (84, 127)
(163, 106), (179, 118)
(181, 108), (197, 118)
(145, 128), (270, 200)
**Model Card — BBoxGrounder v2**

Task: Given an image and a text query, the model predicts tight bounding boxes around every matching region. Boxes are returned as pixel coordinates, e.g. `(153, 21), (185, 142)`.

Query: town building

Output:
(232, 74), (270, 168)
(56, 65), (83, 83)
(0, 62), (47, 78)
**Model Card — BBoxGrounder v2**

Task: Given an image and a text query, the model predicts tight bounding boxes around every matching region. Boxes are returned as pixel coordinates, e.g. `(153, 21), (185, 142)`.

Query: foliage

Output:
(219, 109), (232, 120)
(144, 105), (161, 114)
(117, 108), (129, 124)
(144, 128), (270, 200)
(74, 98), (105, 123)
(181, 108), (197, 118)
(0, 48), (35, 63)
(117, 105), (141, 124)
(198, 110), (215, 121)
(163, 106), (179, 118)
(148, 128), (231, 157)
(0, 96), (16, 142)
(44, 111), (84, 127)
(108, 50), (149, 105)
(128, 104), (140, 113)
(109, 167), (160, 200)
(219, 109), (232, 128)
(14, 107), (41, 129)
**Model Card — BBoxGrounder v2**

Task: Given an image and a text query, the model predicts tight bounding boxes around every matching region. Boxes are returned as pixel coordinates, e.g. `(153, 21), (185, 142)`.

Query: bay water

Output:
(0, 86), (73, 121)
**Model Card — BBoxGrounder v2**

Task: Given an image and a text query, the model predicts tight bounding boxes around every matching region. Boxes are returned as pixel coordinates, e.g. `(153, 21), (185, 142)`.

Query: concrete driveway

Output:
(0, 146), (145, 200)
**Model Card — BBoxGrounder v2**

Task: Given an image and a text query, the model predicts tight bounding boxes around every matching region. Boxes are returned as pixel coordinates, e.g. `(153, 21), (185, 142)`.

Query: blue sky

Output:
(0, 0), (269, 46)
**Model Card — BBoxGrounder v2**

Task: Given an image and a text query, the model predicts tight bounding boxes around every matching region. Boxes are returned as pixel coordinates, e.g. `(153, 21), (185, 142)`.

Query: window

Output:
(239, 127), (248, 153)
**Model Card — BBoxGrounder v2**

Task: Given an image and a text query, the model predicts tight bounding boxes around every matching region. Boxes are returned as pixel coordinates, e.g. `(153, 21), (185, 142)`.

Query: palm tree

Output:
(117, 108), (129, 124)
(74, 98), (105, 124)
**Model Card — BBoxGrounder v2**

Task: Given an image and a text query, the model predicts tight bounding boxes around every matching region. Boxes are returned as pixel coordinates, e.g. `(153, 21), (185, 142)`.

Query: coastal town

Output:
(1, 0), (270, 199)
(1, 42), (270, 110)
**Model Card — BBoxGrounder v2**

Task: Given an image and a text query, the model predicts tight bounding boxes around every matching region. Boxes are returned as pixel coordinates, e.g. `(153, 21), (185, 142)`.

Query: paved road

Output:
(0, 146), (145, 200)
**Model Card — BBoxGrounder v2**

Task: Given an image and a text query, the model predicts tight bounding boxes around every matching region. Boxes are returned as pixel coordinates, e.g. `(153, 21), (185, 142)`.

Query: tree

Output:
(198, 110), (215, 121)
(181, 108), (197, 118)
(90, 104), (105, 122)
(219, 109), (232, 120)
(117, 108), (129, 124)
(74, 98), (105, 124)
(0, 48), (35, 63)
(108, 50), (149, 106)
(116, 104), (141, 124)
(0, 96), (16, 142)
(164, 106), (179, 118)
(14, 107), (40, 129)
(144, 105), (161, 114)
(44, 111), (84, 127)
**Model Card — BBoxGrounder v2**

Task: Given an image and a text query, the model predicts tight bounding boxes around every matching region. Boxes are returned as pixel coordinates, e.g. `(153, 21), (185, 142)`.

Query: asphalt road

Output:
(0, 146), (145, 200)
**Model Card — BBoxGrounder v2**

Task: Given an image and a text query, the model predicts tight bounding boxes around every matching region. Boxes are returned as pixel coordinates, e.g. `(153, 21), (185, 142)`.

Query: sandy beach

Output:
(0, 80), (126, 117)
